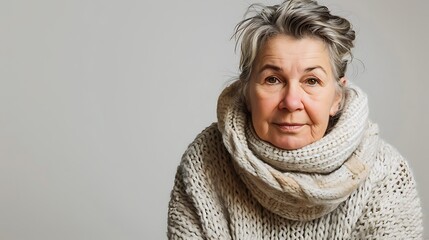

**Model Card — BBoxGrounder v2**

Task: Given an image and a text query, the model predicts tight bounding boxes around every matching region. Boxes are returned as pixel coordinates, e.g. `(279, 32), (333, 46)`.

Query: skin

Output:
(248, 35), (345, 150)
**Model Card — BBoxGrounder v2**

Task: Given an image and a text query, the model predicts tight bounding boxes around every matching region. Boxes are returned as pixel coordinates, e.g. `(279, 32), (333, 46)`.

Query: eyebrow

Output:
(258, 64), (328, 75)
(304, 66), (327, 75)
(258, 64), (283, 73)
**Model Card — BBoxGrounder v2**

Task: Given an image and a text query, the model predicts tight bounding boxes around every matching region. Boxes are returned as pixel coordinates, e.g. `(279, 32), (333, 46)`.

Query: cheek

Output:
(250, 98), (266, 122)
(250, 98), (273, 140)
(306, 95), (335, 123)
(249, 90), (279, 126)
(250, 93), (277, 116)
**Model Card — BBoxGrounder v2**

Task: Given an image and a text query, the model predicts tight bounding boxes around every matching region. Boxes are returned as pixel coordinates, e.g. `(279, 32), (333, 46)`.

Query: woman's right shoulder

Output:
(175, 123), (236, 192)
(179, 122), (228, 167)
(185, 123), (222, 149)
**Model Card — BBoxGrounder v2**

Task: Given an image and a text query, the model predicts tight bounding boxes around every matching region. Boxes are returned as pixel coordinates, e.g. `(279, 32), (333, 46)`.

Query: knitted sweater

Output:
(167, 83), (423, 239)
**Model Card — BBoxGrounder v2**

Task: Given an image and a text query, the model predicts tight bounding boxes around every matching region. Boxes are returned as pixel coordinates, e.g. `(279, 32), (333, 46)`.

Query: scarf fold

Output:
(217, 82), (379, 221)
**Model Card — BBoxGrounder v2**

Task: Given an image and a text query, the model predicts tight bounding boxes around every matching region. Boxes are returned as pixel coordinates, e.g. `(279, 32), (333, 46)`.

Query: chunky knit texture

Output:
(168, 83), (423, 239)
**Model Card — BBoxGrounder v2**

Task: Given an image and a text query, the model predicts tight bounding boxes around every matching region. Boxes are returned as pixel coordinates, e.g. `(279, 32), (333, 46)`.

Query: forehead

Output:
(255, 35), (332, 71)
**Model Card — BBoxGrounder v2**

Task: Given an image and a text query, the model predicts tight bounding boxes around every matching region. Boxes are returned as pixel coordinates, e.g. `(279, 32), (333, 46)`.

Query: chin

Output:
(272, 141), (304, 150)
(271, 137), (313, 150)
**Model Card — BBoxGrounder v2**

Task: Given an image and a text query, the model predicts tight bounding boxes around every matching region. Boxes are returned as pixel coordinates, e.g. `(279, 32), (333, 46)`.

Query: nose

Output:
(279, 84), (304, 112)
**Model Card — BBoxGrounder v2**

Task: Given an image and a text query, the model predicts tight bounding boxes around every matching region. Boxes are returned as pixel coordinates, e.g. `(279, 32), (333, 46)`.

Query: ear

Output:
(329, 77), (347, 116)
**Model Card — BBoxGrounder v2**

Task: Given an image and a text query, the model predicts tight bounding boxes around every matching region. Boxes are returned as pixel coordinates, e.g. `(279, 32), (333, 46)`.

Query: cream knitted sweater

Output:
(168, 83), (423, 239)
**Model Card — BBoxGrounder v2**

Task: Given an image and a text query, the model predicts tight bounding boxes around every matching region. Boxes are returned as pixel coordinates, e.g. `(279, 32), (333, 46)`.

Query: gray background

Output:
(1, 0), (427, 239)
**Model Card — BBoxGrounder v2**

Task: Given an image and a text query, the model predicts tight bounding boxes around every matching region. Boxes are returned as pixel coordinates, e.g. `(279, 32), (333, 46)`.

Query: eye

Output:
(265, 76), (281, 85)
(305, 77), (320, 86)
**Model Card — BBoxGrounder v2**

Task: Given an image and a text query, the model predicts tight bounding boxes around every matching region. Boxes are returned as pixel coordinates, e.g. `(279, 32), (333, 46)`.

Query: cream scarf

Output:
(217, 82), (380, 221)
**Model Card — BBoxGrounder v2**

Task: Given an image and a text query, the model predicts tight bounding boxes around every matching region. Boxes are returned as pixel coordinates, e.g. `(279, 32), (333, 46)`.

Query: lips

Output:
(274, 123), (304, 131)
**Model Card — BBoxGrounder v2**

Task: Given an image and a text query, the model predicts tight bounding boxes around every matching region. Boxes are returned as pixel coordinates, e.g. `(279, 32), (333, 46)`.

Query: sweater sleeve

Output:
(167, 166), (205, 240)
(353, 146), (423, 239)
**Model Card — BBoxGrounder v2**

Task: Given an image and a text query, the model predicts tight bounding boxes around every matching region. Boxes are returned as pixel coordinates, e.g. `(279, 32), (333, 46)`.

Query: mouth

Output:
(274, 123), (304, 132)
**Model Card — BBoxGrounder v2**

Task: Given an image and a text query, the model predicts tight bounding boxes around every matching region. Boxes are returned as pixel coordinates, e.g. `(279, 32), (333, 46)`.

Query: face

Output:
(248, 35), (344, 150)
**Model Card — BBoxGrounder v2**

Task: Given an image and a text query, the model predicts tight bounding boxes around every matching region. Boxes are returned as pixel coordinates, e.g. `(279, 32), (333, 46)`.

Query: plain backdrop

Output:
(1, 0), (428, 239)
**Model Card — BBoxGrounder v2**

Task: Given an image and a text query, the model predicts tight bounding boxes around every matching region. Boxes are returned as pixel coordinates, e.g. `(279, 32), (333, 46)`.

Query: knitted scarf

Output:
(217, 82), (380, 221)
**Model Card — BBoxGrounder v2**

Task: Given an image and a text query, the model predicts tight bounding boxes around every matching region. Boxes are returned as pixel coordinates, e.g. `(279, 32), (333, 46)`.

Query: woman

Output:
(168, 0), (423, 239)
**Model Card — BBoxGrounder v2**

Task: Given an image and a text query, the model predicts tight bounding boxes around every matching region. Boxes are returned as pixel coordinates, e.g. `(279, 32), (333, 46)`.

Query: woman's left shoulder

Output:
(370, 139), (416, 186)
(376, 140), (409, 165)
(358, 139), (423, 237)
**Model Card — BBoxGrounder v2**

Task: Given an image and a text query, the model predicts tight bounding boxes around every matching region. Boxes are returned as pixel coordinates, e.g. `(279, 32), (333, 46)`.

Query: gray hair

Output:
(233, 0), (355, 118)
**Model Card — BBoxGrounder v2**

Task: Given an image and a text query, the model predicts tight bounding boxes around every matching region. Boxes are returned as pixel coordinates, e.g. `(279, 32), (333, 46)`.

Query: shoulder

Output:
(175, 123), (242, 212)
(185, 123), (222, 149)
(178, 123), (231, 178)
(181, 123), (224, 162)
(371, 140), (410, 180)
(355, 141), (423, 238)
(168, 123), (235, 238)
(368, 139), (420, 204)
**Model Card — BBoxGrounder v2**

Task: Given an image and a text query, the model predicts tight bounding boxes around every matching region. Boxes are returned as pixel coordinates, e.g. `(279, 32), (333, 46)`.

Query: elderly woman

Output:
(168, 0), (423, 239)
